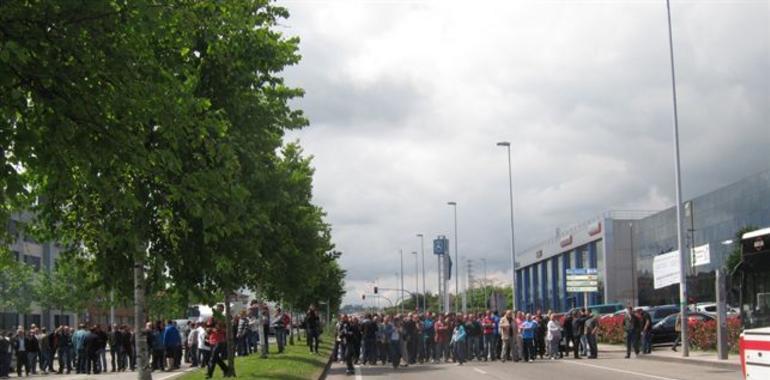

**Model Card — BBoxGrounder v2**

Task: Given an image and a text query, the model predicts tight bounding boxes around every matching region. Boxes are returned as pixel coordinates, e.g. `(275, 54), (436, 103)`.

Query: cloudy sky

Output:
(279, 0), (769, 306)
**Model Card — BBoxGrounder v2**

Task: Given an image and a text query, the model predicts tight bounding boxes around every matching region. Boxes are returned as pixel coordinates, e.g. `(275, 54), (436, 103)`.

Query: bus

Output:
(737, 227), (770, 379)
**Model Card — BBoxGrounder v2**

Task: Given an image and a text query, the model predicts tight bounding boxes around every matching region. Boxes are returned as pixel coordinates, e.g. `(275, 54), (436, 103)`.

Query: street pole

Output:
(665, 0), (689, 357)
(497, 141), (517, 311)
(400, 250), (405, 315)
(411, 251), (419, 311)
(418, 234), (426, 311)
(448, 201), (459, 313)
(481, 258), (488, 310)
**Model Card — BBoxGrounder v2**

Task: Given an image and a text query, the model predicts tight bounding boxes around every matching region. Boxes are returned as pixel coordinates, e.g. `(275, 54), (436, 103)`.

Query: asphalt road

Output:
(326, 351), (740, 380)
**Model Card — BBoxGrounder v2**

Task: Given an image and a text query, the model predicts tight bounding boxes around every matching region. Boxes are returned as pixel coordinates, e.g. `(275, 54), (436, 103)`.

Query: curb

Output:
(318, 349), (335, 380)
(636, 353), (740, 371)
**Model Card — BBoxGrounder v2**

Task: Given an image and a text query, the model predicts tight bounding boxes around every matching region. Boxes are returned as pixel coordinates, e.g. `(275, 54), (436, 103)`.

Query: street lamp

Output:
(447, 201), (459, 312)
(665, 0), (689, 357)
(497, 141), (518, 311)
(411, 251), (419, 310)
(399, 249), (405, 315)
(481, 258), (488, 310)
(417, 234), (426, 311)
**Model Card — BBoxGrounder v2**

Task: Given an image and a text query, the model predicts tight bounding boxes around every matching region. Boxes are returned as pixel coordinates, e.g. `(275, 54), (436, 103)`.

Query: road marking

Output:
(355, 364), (363, 380)
(562, 360), (682, 380)
(473, 367), (488, 375)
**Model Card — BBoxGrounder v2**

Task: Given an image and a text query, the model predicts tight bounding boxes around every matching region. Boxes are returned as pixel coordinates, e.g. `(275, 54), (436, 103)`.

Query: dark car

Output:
(651, 311), (714, 344)
(647, 305), (681, 325)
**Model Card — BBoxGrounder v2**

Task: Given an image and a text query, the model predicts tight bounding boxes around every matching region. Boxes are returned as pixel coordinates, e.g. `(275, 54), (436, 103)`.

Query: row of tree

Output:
(0, 1), (344, 378)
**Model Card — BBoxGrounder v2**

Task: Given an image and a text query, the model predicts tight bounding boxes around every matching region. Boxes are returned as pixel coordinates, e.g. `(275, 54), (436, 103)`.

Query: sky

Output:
(278, 0), (770, 307)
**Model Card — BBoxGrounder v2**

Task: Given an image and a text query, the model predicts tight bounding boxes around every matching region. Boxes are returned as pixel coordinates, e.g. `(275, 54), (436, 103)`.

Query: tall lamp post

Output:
(417, 234), (426, 311)
(497, 141), (518, 311)
(481, 258), (488, 310)
(400, 250), (405, 315)
(665, 0), (689, 357)
(411, 251), (419, 310)
(447, 201), (459, 312)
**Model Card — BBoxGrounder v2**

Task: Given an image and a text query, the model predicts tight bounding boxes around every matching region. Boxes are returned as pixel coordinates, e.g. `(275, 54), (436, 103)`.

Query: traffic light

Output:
(374, 286), (378, 294)
(362, 294), (366, 300)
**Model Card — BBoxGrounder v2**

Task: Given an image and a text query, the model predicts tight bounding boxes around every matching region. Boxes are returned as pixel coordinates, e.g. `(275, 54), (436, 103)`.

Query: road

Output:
(326, 351), (740, 380)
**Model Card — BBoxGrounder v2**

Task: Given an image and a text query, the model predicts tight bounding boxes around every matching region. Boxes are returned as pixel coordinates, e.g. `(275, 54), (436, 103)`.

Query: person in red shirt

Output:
(205, 323), (228, 379)
(482, 311), (495, 361)
(434, 315), (449, 363)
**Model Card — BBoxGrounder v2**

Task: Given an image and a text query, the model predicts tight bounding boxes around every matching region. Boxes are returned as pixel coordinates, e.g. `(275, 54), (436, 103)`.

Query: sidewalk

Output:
(11, 367), (199, 380)
(598, 343), (740, 370)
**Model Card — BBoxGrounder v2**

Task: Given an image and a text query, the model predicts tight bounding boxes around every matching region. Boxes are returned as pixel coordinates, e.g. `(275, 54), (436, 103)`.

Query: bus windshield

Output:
(739, 228), (770, 330)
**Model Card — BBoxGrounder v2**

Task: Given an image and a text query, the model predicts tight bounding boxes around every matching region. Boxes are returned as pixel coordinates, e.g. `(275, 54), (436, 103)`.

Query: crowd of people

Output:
(332, 304), (654, 376)
(0, 300), (315, 380)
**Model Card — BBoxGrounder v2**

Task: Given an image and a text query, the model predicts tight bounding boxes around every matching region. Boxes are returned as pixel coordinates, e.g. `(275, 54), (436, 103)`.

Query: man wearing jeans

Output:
(55, 326), (72, 374)
(624, 305), (640, 358)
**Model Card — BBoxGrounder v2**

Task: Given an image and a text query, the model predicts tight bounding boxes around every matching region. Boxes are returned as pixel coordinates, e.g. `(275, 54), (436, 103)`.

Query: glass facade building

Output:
(515, 169), (770, 312)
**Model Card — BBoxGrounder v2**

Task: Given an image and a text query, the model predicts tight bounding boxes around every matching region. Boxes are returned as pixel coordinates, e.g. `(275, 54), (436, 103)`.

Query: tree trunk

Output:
(134, 249), (151, 380)
(224, 292), (236, 377)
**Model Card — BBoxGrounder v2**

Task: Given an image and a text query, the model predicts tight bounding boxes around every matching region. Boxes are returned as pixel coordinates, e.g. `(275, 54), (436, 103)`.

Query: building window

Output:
(24, 254), (41, 272)
(0, 313), (19, 330)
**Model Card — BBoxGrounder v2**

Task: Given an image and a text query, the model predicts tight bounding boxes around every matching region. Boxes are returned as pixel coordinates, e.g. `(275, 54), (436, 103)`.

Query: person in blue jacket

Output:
(162, 321), (182, 370)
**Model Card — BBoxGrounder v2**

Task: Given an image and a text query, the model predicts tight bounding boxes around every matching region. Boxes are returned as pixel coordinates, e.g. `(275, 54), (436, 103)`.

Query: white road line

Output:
(355, 364), (363, 380)
(473, 367), (488, 375)
(562, 360), (682, 380)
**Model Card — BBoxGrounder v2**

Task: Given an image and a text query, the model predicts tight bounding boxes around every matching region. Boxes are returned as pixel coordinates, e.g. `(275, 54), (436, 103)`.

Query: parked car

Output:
(647, 305), (682, 325)
(692, 302), (739, 316)
(651, 311), (714, 344)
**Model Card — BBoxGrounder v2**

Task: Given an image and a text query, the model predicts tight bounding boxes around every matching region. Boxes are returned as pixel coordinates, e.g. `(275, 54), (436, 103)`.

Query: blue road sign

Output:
(433, 237), (447, 255)
(565, 268), (598, 276)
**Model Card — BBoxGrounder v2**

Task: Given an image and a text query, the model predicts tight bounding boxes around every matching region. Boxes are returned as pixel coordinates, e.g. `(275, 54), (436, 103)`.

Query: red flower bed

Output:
(597, 313), (742, 352)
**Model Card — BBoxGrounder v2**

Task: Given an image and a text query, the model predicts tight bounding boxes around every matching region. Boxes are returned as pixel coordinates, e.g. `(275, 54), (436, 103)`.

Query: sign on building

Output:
(566, 268), (599, 292)
(653, 250), (681, 289)
(691, 243), (710, 267)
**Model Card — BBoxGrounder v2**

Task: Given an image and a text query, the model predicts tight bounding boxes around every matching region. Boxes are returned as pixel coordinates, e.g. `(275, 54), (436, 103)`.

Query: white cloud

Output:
(280, 0), (770, 306)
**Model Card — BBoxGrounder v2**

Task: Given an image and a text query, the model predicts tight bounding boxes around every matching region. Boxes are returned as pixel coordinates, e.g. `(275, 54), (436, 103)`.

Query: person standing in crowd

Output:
(570, 310), (583, 359)
(150, 322), (165, 371)
(535, 313), (546, 359)
(72, 324), (87, 374)
(197, 322), (210, 368)
(350, 317), (362, 365)
(260, 304), (270, 359)
(119, 325), (133, 371)
(491, 310), (501, 361)
(672, 313), (683, 352)
(521, 314), (537, 363)
(0, 332), (12, 379)
(624, 304), (641, 358)
(35, 327), (50, 374)
(584, 310), (598, 359)
(546, 312), (561, 360)
(376, 316), (388, 365)
(577, 309), (589, 357)
(481, 311), (494, 361)
(384, 316), (401, 369)
(108, 325), (119, 372)
(83, 327), (100, 374)
(187, 322), (199, 367)
(273, 307), (288, 354)
(562, 311), (574, 358)
(450, 315), (467, 366)
(423, 312), (435, 363)
(163, 320), (182, 370)
(205, 322), (229, 379)
(305, 306), (321, 355)
(499, 310), (513, 362)
(641, 309), (653, 354)
(55, 326), (72, 374)
(95, 325), (108, 373)
(236, 311), (249, 357)
(338, 314), (355, 375)
(361, 314), (377, 365)
(399, 314), (412, 366)
(434, 315), (449, 363)
(13, 328), (29, 377)
(25, 328), (39, 375)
